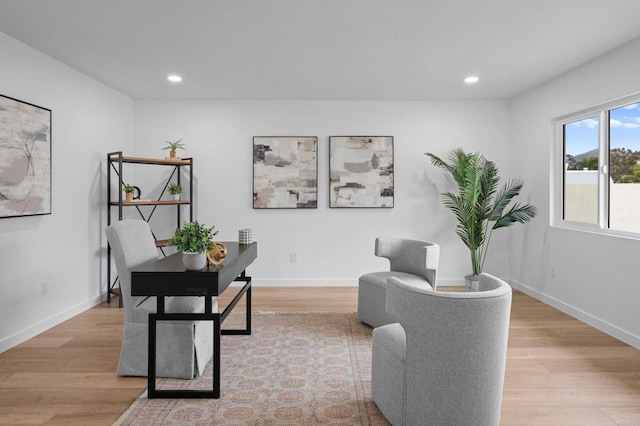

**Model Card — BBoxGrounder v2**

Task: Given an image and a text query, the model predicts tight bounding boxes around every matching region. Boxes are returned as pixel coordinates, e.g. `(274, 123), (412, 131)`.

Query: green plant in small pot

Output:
(169, 221), (218, 270)
(425, 148), (538, 291)
(168, 183), (182, 201)
(122, 183), (138, 201)
(163, 139), (186, 160)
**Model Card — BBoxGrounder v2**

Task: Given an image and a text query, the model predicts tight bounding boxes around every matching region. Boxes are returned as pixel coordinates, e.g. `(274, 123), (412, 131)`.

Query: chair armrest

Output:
(375, 238), (439, 286)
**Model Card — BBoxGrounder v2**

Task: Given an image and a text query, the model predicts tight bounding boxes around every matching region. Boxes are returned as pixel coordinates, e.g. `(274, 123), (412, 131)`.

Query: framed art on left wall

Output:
(0, 94), (52, 218)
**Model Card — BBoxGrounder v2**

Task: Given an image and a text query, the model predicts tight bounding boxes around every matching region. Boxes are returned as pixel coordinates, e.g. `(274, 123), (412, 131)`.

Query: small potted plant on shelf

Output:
(123, 183), (136, 201)
(168, 183), (182, 200)
(163, 139), (186, 160)
(169, 221), (218, 270)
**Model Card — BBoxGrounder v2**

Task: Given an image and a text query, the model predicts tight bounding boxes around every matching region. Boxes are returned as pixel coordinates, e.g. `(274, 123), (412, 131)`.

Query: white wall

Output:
(509, 37), (640, 348)
(4, 26), (637, 355)
(0, 32), (133, 352)
(133, 100), (510, 286)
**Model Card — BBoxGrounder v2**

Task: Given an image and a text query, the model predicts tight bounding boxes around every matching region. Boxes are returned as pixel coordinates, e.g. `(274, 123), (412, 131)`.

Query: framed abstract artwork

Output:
(0, 94), (52, 218)
(329, 136), (394, 208)
(253, 136), (318, 209)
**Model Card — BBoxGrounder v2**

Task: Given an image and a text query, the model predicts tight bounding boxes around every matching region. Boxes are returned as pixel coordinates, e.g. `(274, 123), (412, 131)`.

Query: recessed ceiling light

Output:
(167, 75), (182, 83)
(464, 76), (479, 84)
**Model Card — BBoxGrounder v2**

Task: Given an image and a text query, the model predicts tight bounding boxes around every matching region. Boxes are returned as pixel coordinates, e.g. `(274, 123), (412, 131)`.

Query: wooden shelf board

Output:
(155, 239), (172, 248)
(110, 200), (190, 206)
(109, 155), (191, 166)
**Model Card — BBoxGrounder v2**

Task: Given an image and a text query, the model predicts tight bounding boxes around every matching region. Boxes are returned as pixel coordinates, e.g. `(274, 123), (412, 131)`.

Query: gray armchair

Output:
(106, 219), (216, 379)
(358, 238), (439, 328)
(371, 273), (512, 426)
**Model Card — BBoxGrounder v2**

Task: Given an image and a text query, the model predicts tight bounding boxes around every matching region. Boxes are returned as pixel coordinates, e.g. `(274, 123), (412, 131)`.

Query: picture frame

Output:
(329, 136), (394, 208)
(253, 136), (318, 209)
(0, 94), (52, 218)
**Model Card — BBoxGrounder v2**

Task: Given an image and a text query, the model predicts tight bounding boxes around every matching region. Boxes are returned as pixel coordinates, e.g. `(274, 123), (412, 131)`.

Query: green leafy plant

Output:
(169, 221), (218, 253)
(425, 148), (538, 276)
(122, 183), (135, 193)
(168, 183), (182, 195)
(163, 139), (186, 154)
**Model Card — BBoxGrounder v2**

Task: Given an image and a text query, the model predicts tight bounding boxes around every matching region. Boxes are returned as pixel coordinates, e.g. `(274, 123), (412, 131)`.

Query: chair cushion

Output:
(360, 271), (432, 290)
(166, 296), (207, 314)
(373, 323), (406, 361)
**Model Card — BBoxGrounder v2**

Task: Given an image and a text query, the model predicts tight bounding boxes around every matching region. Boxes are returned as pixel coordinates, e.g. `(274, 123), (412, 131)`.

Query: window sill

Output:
(551, 221), (640, 241)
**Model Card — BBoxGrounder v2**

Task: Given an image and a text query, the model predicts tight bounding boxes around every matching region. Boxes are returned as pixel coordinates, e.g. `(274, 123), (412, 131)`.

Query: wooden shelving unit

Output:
(106, 151), (194, 305)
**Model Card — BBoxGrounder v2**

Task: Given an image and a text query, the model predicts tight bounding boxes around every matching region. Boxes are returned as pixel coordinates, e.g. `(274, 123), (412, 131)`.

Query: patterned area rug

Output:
(114, 313), (389, 425)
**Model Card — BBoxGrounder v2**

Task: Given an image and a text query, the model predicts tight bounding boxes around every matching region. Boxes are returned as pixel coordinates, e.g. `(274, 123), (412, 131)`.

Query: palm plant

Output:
(425, 148), (538, 276)
(163, 139), (186, 158)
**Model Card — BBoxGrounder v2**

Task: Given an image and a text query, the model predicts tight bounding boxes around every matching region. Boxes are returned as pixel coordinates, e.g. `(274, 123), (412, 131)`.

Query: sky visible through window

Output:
(565, 102), (640, 156)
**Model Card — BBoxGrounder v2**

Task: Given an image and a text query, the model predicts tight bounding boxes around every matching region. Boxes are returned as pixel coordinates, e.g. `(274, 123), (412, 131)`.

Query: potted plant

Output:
(168, 183), (182, 201)
(169, 221), (218, 270)
(163, 139), (186, 159)
(425, 148), (537, 290)
(123, 183), (136, 201)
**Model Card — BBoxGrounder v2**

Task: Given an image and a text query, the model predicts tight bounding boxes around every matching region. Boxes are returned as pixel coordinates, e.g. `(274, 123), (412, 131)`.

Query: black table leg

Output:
(213, 314), (221, 399)
(147, 312), (221, 399)
(221, 279), (252, 336)
(146, 275), (252, 399)
(148, 312), (157, 396)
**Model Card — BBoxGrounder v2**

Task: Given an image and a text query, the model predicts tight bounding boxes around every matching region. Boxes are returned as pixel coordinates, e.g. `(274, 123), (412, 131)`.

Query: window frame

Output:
(553, 92), (640, 239)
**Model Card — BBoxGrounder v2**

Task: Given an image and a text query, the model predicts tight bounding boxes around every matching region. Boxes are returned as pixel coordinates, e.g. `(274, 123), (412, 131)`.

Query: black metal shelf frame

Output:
(106, 151), (194, 305)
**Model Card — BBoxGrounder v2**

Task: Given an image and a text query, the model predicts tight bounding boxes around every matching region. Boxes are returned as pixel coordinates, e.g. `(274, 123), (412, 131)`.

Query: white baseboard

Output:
(0, 295), (103, 353)
(508, 278), (640, 350)
(436, 278), (466, 287)
(253, 279), (357, 287)
(251, 277), (463, 287)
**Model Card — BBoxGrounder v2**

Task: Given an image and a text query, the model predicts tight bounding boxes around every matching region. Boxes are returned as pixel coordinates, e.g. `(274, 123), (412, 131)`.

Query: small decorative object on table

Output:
(207, 242), (227, 265)
(169, 221), (218, 270)
(168, 183), (182, 200)
(239, 229), (253, 245)
(425, 148), (537, 291)
(163, 139), (186, 160)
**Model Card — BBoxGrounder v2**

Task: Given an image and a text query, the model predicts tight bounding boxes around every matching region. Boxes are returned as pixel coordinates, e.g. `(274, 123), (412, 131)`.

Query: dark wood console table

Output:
(131, 242), (257, 399)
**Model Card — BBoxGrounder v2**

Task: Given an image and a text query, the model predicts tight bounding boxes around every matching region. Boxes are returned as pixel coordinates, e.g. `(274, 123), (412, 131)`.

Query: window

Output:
(563, 115), (599, 225)
(556, 95), (640, 236)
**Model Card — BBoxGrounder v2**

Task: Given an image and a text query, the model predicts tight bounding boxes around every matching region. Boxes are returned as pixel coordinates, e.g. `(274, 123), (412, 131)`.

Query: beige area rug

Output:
(114, 313), (389, 425)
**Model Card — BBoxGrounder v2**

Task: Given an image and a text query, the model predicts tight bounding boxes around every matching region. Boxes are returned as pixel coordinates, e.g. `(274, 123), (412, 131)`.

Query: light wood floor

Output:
(1, 287), (639, 425)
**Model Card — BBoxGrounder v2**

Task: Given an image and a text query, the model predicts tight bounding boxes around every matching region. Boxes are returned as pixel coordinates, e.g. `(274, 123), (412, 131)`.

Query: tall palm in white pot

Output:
(425, 148), (538, 290)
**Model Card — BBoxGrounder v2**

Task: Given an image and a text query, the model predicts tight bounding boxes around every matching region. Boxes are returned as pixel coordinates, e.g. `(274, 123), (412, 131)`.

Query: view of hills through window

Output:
(565, 102), (640, 183)
(563, 102), (640, 232)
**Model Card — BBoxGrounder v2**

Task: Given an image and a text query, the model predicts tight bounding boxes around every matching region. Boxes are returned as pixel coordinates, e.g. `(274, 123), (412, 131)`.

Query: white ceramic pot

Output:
(465, 274), (479, 292)
(173, 194), (180, 201)
(182, 251), (206, 271)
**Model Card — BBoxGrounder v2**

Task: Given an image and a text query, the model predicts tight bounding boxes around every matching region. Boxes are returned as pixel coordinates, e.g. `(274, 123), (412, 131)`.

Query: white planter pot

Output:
(173, 194), (181, 201)
(182, 251), (206, 271)
(465, 274), (479, 292)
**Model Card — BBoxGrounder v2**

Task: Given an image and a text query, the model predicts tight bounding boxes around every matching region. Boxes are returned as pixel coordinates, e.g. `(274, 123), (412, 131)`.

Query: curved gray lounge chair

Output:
(358, 238), (439, 328)
(371, 273), (512, 425)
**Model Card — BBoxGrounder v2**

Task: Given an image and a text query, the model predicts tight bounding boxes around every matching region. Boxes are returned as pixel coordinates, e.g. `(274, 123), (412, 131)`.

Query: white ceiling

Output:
(1, 0), (640, 101)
